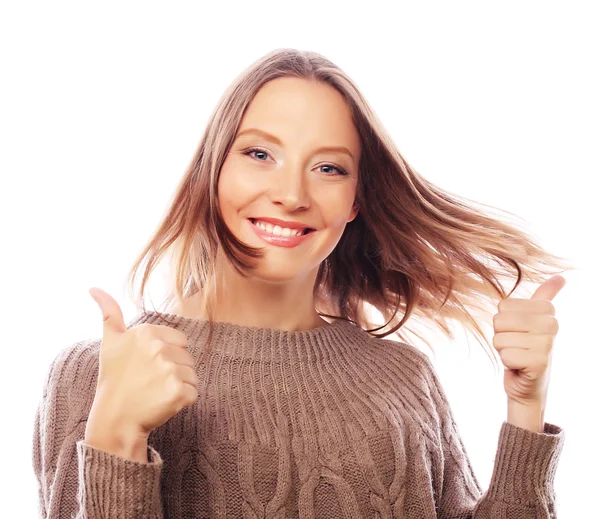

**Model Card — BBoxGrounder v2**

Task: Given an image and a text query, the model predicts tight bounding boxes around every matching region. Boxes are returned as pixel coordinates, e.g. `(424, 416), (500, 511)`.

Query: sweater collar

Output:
(126, 311), (368, 363)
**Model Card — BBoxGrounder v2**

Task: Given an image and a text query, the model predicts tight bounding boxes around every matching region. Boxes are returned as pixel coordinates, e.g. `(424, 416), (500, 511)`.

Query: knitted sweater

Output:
(32, 311), (565, 518)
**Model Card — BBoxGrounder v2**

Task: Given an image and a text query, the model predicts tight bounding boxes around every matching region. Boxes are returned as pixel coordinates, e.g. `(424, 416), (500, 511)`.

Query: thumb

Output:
(89, 287), (127, 337)
(530, 274), (567, 302)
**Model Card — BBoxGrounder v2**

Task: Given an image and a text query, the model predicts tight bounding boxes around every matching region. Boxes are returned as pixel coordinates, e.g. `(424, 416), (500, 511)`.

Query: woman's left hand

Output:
(492, 274), (567, 410)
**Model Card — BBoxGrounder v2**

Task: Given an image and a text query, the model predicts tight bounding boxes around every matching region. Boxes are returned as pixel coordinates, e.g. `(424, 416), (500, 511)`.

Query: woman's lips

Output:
(248, 218), (315, 248)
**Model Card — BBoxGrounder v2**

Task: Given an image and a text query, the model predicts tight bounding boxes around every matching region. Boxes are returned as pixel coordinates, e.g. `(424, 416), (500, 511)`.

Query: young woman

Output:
(33, 48), (573, 518)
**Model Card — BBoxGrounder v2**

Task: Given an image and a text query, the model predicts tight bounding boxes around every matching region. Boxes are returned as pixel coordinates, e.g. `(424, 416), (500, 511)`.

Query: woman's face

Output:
(218, 76), (361, 283)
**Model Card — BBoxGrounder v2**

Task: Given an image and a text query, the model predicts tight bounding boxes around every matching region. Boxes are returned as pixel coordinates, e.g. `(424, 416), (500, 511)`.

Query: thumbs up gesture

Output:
(493, 275), (567, 415)
(85, 287), (199, 451)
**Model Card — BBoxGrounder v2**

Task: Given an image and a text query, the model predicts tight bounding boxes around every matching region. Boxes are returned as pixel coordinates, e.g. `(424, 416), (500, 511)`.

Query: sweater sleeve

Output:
(32, 340), (165, 518)
(417, 353), (565, 518)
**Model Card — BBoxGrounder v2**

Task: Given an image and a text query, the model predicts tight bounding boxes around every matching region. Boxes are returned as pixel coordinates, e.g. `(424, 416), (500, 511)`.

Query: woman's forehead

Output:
(238, 77), (361, 158)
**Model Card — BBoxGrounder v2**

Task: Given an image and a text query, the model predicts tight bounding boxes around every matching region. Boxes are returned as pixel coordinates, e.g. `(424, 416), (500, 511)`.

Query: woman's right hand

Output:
(86, 287), (199, 444)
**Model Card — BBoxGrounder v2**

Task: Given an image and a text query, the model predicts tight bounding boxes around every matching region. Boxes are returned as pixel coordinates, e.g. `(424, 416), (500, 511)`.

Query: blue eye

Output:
(242, 147), (349, 176)
(244, 148), (270, 162)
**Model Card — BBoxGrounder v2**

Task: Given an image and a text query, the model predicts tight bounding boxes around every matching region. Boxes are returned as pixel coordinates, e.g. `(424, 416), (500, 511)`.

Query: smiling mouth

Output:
(248, 218), (315, 236)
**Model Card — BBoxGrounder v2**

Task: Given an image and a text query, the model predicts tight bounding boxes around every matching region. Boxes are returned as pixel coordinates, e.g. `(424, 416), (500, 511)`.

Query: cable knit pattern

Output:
(32, 311), (565, 518)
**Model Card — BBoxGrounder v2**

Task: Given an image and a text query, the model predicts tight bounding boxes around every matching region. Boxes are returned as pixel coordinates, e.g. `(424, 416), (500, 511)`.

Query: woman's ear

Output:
(348, 202), (360, 222)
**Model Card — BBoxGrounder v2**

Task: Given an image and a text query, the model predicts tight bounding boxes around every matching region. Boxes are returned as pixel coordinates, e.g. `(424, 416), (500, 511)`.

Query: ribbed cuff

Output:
(486, 421), (565, 505)
(76, 440), (164, 518)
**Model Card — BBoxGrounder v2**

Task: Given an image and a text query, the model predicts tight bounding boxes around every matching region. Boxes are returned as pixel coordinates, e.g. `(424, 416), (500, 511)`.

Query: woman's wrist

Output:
(84, 427), (149, 463)
(84, 412), (150, 463)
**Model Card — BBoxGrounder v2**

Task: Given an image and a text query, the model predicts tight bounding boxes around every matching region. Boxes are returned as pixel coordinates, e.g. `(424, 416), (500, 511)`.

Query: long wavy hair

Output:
(126, 48), (575, 371)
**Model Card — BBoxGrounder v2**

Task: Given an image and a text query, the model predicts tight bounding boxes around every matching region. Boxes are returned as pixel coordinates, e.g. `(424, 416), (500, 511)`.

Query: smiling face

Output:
(217, 76), (361, 284)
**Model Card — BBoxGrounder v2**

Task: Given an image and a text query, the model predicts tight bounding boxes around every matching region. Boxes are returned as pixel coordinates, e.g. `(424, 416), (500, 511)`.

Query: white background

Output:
(1, 1), (598, 516)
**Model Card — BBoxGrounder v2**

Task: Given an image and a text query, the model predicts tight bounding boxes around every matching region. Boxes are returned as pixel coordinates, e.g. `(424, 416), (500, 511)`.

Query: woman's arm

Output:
(420, 354), (564, 518)
(32, 340), (165, 518)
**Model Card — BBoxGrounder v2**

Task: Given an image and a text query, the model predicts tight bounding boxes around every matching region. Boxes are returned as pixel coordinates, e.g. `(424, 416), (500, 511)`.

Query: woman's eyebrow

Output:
(235, 127), (355, 161)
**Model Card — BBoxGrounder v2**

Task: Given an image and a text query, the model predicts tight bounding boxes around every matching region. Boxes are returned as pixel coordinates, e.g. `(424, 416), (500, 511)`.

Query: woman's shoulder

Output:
(365, 335), (435, 374)
(362, 335), (444, 410)
(40, 337), (102, 413)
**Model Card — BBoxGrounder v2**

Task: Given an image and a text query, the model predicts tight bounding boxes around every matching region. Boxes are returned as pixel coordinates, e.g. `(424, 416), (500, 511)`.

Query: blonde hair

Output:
(126, 48), (576, 370)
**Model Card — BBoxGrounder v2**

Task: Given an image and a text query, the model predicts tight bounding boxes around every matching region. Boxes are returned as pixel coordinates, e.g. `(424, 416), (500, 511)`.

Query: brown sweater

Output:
(32, 311), (565, 518)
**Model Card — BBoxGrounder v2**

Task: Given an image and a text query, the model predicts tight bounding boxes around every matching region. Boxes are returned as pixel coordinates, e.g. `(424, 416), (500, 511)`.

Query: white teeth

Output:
(272, 225), (283, 236)
(252, 219), (305, 237)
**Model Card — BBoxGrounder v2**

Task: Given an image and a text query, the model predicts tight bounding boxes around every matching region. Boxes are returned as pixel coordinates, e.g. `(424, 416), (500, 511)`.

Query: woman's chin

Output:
(248, 262), (316, 284)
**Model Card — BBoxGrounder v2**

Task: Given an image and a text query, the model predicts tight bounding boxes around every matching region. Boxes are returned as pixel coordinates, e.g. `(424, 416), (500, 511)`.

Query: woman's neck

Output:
(166, 293), (330, 332)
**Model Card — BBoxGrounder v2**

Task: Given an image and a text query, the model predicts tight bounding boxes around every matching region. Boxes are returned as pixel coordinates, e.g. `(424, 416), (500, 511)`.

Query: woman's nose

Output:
(268, 169), (311, 211)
